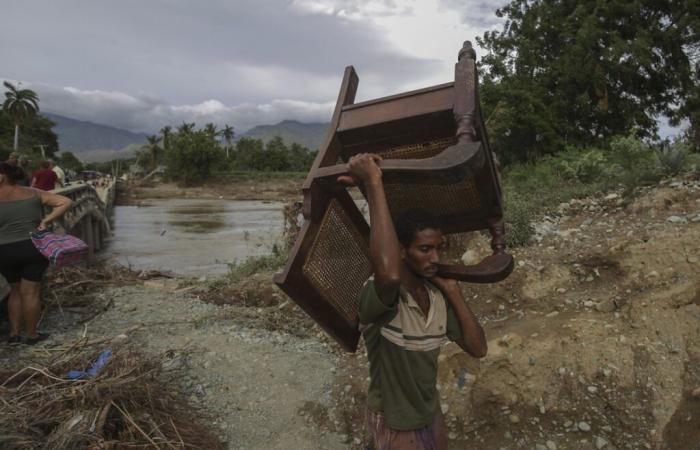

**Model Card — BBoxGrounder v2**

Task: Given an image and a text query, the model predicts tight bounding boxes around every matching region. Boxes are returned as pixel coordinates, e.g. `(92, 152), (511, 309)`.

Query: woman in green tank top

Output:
(0, 162), (72, 345)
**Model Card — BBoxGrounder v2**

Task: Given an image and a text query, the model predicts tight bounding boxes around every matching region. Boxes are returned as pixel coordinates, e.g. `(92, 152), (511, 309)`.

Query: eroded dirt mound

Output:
(330, 177), (700, 450)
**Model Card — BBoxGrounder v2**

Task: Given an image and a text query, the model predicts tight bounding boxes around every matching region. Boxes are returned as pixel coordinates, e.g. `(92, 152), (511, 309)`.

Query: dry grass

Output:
(0, 338), (225, 449)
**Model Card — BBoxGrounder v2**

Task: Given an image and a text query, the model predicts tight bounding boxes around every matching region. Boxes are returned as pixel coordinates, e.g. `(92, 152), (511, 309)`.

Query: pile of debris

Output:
(0, 340), (225, 449)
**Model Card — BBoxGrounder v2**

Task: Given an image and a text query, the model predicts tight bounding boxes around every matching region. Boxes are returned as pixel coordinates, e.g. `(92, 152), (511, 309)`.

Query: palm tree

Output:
(204, 122), (219, 138)
(177, 122), (195, 134)
(3, 81), (39, 151)
(222, 124), (235, 159)
(145, 135), (162, 172)
(160, 125), (172, 152)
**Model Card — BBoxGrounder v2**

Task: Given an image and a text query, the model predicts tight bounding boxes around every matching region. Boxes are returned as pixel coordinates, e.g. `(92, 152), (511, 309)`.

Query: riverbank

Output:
(117, 174), (305, 205)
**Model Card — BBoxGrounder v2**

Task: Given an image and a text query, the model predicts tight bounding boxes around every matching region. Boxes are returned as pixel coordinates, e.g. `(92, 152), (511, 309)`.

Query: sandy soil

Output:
(2, 175), (700, 449)
(118, 179), (304, 205)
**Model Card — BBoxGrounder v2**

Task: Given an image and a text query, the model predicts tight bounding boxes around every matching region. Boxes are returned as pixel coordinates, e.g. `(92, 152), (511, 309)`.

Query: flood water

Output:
(103, 199), (284, 276)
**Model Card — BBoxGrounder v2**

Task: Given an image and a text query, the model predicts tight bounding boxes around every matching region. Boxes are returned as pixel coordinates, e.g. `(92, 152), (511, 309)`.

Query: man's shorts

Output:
(0, 239), (49, 283)
(366, 408), (448, 450)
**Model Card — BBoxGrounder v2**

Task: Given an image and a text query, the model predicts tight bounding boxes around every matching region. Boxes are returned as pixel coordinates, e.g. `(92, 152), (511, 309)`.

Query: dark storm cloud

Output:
(1, 1), (487, 132)
(1, 0), (436, 105)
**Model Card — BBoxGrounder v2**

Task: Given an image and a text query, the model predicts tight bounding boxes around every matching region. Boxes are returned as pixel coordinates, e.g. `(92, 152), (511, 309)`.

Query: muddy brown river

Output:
(103, 199), (284, 276)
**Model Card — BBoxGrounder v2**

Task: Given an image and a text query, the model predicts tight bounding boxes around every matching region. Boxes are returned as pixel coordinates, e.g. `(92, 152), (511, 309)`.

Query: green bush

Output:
(226, 244), (287, 281)
(607, 135), (660, 188)
(503, 194), (535, 247)
(656, 139), (690, 175)
(552, 147), (609, 183)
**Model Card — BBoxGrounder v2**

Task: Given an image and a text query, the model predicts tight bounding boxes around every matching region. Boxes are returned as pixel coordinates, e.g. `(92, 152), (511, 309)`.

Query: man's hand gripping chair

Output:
(274, 41), (514, 352)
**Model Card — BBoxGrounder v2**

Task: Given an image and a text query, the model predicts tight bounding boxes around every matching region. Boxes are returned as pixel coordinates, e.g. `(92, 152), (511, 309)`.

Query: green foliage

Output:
(500, 134), (667, 246)
(229, 136), (316, 172)
(57, 151), (84, 173)
(607, 135), (660, 188)
(478, 0), (700, 163)
(656, 139), (690, 175)
(0, 112), (58, 157)
(3, 81), (40, 151)
(503, 194), (535, 247)
(550, 148), (609, 183)
(226, 245), (287, 281)
(165, 127), (223, 186)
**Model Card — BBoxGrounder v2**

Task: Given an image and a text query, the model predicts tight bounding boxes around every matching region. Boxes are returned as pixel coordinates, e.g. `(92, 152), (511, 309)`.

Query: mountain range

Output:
(44, 112), (328, 162)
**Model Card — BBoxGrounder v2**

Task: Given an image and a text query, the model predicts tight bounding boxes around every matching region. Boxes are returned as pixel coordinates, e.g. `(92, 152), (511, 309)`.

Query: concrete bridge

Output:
(51, 177), (117, 260)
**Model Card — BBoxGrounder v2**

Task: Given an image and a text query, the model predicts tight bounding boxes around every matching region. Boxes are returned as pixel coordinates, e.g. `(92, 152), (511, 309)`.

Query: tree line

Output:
(135, 122), (317, 185)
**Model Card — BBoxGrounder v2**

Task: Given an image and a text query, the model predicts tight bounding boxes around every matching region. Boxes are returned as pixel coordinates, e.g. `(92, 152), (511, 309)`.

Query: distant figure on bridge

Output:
(0, 162), (72, 345)
(49, 160), (65, 188)
(17, 156), (32, 186)
(5, 152), (19, 166)
(31, 160), (58, 191)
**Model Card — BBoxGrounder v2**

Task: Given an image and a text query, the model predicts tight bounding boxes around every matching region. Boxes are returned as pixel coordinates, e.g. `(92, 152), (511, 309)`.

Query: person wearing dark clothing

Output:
(0, 162), (72, 344)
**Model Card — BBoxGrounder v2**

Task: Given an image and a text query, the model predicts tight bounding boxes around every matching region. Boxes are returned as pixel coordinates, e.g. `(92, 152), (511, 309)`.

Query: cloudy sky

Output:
(0, 0), (506, 134)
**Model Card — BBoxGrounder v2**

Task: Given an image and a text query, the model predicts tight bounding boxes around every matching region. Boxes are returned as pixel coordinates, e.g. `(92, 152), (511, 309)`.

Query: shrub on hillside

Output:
(551, 147), (609, 183)
(656, 139), (690, 175)
(607, 135), (660, 188)
(503, 194), (534, 247)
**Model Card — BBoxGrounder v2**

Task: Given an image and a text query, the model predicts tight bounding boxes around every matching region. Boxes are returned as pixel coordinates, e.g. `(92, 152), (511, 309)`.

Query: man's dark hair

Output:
(394, 209), (442, 247)
(0, 162), (25, 185)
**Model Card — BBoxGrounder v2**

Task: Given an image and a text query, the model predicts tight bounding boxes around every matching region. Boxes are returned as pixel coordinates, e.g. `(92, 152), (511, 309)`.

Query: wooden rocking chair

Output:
(273, 41), (514, 352)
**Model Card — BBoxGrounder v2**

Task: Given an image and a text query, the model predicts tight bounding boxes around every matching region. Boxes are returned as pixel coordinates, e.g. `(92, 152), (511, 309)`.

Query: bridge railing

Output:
(49, 178), (116, 259)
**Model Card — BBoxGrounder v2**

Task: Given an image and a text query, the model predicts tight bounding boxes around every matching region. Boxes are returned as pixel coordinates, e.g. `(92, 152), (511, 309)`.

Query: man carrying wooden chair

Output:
(340, 153), (487, 450)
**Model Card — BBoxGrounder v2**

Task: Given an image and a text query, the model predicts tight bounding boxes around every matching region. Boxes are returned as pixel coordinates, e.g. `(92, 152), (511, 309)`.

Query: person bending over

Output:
(0, 162), (72, 344)
(340, 153), (487, 450)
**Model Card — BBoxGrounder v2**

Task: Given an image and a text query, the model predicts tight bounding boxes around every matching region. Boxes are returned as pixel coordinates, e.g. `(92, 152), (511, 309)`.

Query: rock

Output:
(536, 444), (548, 450)
(667, 215), (686, 223)
(110, 334), (129, 345)
(563, 420), (573, 428)
(584, 300), (595, 308)
(688, 256), (699, 264)
(582, 218), (594, 226)
(595, 436), (609, 449)
(604, 193), (619, 200)
(448, 432), (458, 440)
(509, 414), (520, 424)
(596, 299), (616, 313)
(691, 387), (700, 398)
(587, 386), (598, 394)
(461, 249), (480, 265)
(546, 441), (557, 450)
(691, 214), (700, 223)
(578, 421), (591, 432)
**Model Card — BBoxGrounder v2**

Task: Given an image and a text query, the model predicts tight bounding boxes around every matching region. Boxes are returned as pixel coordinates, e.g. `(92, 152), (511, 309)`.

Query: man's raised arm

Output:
(338, 153), (401, 306)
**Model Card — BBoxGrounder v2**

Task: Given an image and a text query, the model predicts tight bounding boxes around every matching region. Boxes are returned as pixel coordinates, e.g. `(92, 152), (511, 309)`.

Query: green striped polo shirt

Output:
(358, 278), (462, 430)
